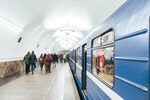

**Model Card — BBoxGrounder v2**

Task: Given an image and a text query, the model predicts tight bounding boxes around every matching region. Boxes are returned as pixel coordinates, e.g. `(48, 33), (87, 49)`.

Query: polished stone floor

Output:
(0, 63), (80, 100)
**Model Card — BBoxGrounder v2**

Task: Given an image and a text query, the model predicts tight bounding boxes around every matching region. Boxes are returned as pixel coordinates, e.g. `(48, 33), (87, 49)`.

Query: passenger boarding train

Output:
(69, 0), (150, 100)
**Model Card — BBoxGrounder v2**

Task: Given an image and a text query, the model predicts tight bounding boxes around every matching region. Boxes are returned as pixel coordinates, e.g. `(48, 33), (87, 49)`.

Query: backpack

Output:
(40, 58), (43, 62)
(46, 56), (51, 63)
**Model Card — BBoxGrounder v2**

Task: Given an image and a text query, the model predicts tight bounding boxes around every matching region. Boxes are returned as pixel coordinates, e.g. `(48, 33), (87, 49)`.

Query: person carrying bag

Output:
(44, 54), (53, 73)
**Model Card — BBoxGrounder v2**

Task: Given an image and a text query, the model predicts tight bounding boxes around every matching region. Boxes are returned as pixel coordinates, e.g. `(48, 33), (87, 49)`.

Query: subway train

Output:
(69, 0), (150, 100)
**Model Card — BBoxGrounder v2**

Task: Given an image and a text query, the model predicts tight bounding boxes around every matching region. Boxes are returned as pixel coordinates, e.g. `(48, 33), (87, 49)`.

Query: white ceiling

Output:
(0, 0), (126, 53)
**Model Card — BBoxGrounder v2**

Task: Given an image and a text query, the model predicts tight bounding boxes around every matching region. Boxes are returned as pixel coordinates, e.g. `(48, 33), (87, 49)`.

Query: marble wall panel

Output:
(0, 60), (24, 79)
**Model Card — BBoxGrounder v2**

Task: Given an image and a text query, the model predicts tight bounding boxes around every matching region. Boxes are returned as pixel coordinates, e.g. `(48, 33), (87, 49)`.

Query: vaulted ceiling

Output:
(0, 0), (126, 54)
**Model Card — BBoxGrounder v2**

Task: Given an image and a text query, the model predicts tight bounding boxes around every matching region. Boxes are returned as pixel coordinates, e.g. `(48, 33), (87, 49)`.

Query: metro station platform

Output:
(0, 63), (80, 100)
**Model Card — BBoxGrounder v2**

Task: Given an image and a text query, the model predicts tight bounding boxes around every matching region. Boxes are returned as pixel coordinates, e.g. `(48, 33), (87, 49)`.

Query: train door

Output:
(74, 49), (76, 74)
(82, 44), (87, 95)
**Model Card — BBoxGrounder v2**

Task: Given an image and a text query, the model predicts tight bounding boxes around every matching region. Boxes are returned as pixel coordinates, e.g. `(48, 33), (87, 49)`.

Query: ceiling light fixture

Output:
(60, 29), (75, 32)
(53, 29), (82, 38)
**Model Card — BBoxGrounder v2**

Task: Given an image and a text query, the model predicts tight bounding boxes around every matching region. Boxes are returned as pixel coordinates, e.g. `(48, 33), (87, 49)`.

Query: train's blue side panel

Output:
(86, 76), (111, 100)
(70, 0), (150, 100)
(76, 64), (82, 85)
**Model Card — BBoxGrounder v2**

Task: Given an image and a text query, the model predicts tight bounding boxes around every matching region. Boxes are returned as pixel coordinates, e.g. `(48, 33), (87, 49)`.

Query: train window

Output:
(77, 47), (80, 64)
(92, 29), (115, 88)
(102, 31), (114, 45)
(92, 47), (114, 87)
(92, 36), (101, 47)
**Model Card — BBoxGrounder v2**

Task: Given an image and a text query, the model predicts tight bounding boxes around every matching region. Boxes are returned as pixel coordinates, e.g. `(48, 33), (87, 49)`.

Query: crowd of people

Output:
(58, 54), (69, 63)
(23, 51), (69, 74)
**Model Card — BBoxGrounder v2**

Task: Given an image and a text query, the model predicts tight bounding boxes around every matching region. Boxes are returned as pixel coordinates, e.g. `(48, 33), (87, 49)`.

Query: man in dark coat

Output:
(23, 52), (30, 74)
(29, 51), (37, 74)
(53, 53), (58, 67)
(60, 54), (63, 63)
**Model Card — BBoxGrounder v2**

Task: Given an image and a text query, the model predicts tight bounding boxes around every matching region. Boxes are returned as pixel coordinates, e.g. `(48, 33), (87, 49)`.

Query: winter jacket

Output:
(39, 56), (44, 64)
(53, 55), (58, 61)
(24, 54), (30, 65)
(29, 54), (37, 64)
(63, 55), (66, 59)
(44, 56), (53, 66)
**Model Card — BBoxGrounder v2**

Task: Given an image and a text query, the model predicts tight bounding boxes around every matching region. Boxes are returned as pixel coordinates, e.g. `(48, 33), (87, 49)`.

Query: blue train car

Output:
(69, 0), (150, 100)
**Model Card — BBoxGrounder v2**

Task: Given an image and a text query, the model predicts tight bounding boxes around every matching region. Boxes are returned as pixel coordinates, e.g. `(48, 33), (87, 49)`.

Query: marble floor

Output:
(0, 63), (80, 100)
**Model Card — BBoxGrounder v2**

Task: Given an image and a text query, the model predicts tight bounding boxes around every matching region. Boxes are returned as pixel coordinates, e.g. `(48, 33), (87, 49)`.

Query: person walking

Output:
(23, 52), (30, 74)
(57, 54), (59, 63)
(67, 54), (69, 62)
(43, 53), (47, 59)
(44, 53), (53, 73)
(63, 54), (66, 63)
(39, 54), (44, 71)
(66, 55), (68, 62)
(51, 53), (54, 65)
(53, 53), (58, 67)
(60, 54), (63, 63)
(29, 51), (37, 74)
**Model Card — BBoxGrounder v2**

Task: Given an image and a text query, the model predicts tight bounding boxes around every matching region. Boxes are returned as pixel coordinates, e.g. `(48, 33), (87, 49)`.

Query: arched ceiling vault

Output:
(0, 0), (126, 55)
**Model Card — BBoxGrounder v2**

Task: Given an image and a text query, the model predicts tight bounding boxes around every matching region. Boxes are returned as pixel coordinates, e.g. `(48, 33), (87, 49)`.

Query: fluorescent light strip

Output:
(0, 16), (23, 32)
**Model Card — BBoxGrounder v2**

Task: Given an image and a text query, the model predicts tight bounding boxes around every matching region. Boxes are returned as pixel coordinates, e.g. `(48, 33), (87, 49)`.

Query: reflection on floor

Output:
(0, 63), (80, 100)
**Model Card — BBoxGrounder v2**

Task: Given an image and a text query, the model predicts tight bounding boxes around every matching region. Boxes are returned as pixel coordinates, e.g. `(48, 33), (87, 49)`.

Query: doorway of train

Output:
(74, 49), (76, 74)
(82, 44), (87, 96)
